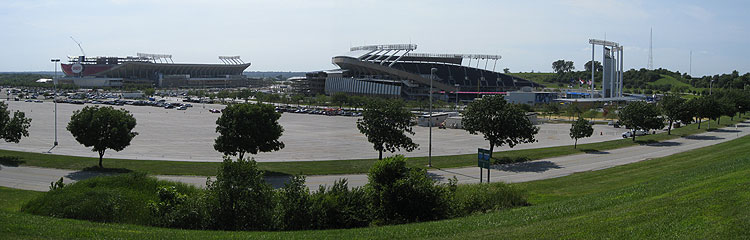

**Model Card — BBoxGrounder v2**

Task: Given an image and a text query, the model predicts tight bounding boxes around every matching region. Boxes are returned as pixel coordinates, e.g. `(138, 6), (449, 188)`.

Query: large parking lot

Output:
(0, 99), (626, 163)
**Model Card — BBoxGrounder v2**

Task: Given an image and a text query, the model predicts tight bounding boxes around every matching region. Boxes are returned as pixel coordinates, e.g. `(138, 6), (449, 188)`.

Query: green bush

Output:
(22, 172), (199, 225)
(309, 179), (371, 229)
(275, 175), (313, 230)
(148, 186), (208, 229)
(205, 157), (274, 231)
(368, 155), (455, 224)
(453, 182), (528, 216)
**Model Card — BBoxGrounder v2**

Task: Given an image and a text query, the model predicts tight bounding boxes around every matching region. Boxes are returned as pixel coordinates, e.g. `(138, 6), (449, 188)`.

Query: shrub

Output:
(205, 157), (274, 231)
(453, 182), (528, 216)
(23, 172), (199, 225)
(309, 179), (371, 229)
(275, 175), (313, 230)
(148, 186), (208, 229)
(368, 155), (455, 224)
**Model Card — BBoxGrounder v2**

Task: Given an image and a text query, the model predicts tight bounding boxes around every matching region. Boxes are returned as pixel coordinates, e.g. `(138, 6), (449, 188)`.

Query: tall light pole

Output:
(428, 68), (437, 167)
(454, 84), (459, 111)
(49, 58), (60, 153)
(708, 79), (714, 130)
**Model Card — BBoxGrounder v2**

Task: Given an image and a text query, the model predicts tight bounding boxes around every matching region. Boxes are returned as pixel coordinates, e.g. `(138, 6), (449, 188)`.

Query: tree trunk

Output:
(717, 117), (721, 125)
(632, 131), (636, 142)
(574, 139), (578, 149)
(489, 143), (494, 161)
(98, 150), (105, 168)
(379, 150), (382, 160)
(697, 118), (701, 129)
(668, 120), (673, 135)
(239, 152), (244, 160)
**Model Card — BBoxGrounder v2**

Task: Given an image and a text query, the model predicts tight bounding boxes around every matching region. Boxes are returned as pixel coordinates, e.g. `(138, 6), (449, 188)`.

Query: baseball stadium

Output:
(56, 53), (251, 88)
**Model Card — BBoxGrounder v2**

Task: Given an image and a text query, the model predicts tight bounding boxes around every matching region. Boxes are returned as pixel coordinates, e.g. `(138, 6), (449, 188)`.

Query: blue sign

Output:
(478, 148), (491, 168)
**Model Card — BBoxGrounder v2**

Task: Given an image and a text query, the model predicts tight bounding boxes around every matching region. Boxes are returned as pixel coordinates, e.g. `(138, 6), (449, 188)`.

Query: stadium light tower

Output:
(428, 68), (437, 167)
(48, 58), (60, 153)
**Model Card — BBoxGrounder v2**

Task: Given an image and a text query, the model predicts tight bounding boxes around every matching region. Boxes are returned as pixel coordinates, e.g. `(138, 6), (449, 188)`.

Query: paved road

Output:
(1, 122), (747, 192)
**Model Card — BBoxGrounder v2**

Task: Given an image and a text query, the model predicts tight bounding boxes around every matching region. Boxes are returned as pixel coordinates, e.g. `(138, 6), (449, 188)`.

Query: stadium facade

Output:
(56, 53), (251, 88)
(296, 44), (541, 101)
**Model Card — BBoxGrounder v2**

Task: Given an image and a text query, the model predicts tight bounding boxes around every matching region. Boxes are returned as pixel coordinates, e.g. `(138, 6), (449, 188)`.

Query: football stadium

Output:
(298, 44), (541, 101)
(56, 53), (251, 88)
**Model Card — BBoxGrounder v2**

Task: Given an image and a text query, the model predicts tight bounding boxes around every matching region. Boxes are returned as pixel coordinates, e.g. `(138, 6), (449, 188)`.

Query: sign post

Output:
(478, 148), (491, 183)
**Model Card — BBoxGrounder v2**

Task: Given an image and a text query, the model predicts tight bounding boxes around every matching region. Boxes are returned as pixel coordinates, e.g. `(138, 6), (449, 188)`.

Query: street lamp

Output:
(708, 79), (714, 130)
(428, 68), (437, 167)
(48, 58), (60, 153)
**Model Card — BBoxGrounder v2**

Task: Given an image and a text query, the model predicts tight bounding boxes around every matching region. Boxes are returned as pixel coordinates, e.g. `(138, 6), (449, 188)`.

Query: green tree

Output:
(67, 106), (138, 168)
(584, 60), (603, 72)
(143, 88), (155, 97)
(0, 101), (32, 143)
(618, 101), (664, 141)
(569, 117), (593, 148)
(692, 96), (722, 129)
(205, 157), (274, 230)
(503, 68), (510, 74)
(331, 92), (349, 109)
(543, 103), (560, 120)
(659, 94), (693, 135)
(552, 60), (575, 74)
(214, 103), (284, 160)
(462, 95), (539, 159)
(356, 99), (418, 160)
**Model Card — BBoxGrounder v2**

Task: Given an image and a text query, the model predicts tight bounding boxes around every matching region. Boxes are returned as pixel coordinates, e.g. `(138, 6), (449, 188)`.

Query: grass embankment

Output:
(0, 115), (746, 176)
(648, 74), (702, 92)
(3, 131), (750, 238)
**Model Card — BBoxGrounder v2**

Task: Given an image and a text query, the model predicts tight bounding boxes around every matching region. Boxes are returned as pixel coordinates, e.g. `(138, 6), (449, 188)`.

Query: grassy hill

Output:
(647, 74), (702, 91)
(2, 128), (750, 238)
(509, 72), (558, 87)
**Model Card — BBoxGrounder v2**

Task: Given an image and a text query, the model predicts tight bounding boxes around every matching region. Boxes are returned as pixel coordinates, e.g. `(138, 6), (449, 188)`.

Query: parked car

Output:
(209, 109), (221, 113)
(622, 129), (649, 138)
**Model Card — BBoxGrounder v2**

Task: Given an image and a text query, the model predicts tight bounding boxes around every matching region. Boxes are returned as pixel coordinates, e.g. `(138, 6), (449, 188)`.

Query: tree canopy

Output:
(214, 103), (285, 160)
(0, 101), (31, 143)
(618, 101), (664, 141)
(356, 99), (418, 160)
(659, 94), (693, 135)
(584, 60), (603, 72)
(552, 60), (575, 74)
(569, 117), (593, 149)
(462, 95), (539, 157)
(67, 106), (138, 168)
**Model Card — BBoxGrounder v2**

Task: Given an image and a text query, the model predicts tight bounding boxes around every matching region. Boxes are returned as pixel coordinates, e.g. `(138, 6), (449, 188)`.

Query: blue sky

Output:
(1, 0), (748, 77)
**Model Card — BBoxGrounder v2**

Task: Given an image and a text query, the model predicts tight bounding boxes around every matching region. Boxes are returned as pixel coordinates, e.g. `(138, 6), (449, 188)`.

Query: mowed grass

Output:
(1, 115), (746, 176)
(3, 129), (750, 239)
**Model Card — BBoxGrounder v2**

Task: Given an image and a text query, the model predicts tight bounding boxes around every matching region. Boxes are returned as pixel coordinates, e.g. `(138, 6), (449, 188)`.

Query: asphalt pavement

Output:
(2, 121), (746, 192)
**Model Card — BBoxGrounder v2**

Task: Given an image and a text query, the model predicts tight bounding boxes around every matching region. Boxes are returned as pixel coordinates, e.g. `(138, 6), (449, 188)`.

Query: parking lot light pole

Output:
(428, 68), (437, 167)
(49, 58), (60, 153)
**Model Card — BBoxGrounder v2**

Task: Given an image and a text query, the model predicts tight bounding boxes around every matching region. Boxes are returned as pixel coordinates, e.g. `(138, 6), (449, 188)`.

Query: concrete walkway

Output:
(1, 122), (747, 192)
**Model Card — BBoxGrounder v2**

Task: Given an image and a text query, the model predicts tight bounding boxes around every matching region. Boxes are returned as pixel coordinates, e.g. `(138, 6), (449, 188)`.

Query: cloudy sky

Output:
(2, 0), (748, 76)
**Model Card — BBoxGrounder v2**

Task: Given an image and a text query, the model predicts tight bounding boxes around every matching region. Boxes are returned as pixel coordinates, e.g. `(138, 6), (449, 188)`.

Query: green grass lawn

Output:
(1, 115), (746, 176)
(647, 74), (705, 91)
(2, 127), (750, 239)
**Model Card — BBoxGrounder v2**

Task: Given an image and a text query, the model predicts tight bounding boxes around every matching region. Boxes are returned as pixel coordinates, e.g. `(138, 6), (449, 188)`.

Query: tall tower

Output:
(648, 28), (653, 70)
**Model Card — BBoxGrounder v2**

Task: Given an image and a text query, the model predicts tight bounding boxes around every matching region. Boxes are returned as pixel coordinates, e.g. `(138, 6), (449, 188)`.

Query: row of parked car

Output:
(274, 106), (362, 117)
(55, 98), (193, 110)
